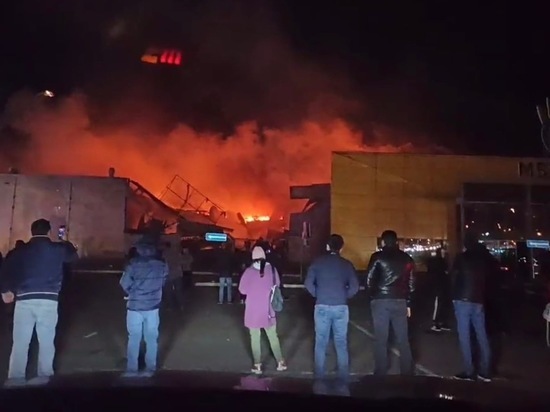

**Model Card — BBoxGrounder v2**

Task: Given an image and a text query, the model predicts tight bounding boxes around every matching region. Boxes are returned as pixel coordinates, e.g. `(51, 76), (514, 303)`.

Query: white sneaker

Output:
(276, 361), (288, 372)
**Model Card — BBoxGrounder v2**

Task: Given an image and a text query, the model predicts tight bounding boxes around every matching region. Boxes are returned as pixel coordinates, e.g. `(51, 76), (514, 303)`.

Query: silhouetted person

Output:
(366, 230), (415, 376)
(181, 248), (194, 296)
(1, 219), (77, 384)
(120, 239), (168, 376)
(305, 234), (359, 380)
(451, 232), (498, 382)
(1, 240), (26, 320)
(5, 240), (25, 261)
(428, 248), (451, 332)
(216, 243), (236, 304)
(163, 240), (184, 311)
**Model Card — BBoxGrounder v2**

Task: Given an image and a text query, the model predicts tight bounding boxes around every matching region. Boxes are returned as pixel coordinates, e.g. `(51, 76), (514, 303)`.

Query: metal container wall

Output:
(10, 175), (71, 248)
(0, 174), (127, 258)
(69, 177), (126, 258)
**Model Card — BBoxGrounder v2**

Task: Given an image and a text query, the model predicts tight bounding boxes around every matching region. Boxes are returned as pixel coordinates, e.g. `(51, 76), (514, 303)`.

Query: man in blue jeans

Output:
(366, 230), (415, 376)
(305, 234), (359, 380)
(120, 239), (168, 377)
(451, 232), (498, 382)
(0, 218), (78, 385)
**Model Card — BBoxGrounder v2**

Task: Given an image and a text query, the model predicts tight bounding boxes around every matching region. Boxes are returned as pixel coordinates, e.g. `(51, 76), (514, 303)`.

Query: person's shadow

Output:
(312, 378), (350, 397)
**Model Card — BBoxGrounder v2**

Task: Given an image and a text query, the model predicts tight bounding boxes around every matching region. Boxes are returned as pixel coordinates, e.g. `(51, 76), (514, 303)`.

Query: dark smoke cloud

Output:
(76, 0), (363, 133)
(0, 0), (448, 217)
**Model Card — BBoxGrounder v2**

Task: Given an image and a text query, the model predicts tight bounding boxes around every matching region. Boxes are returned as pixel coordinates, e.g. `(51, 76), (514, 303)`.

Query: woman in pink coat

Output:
(239, 246), (287, 374)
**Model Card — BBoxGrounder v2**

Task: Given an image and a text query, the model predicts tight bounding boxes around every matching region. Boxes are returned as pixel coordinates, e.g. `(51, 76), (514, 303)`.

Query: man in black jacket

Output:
(451, 232), (497, 382)
(366, 230), (415, 376)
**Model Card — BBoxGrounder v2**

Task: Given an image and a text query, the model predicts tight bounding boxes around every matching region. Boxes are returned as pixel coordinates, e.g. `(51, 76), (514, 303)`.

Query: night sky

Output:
(1, 0), (549, 157)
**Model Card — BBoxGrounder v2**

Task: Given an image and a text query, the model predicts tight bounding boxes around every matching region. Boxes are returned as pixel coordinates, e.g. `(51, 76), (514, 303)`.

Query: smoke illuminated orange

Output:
(0, 91), (440, 218)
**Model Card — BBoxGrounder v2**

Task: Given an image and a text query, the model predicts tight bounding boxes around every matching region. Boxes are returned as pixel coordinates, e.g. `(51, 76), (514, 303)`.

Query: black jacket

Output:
(427, 255), (449, 295)
(0, 236), (78, 301)
(366, 246), (415, 306)
(216, 248), (236, 277)
(451, 243), (499, 304)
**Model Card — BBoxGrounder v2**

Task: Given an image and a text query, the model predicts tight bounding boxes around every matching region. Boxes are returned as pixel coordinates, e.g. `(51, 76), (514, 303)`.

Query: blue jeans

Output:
(126, 309), (160, 373)
(314, 304), (349, 379)
(9, 299), (58, 379)
(371, 299), (413, 376)
(219, 277), (233, 303)
(453, 300), (491, 376)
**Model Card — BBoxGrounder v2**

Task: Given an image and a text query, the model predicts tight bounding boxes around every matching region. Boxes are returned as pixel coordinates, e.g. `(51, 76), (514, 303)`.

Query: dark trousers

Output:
(272, 264), (286, 297)
(182, 271), (193, 291)
(166, 278), (184, 310)
(371, 299), (413, 376)
(432, 294), (451, 327)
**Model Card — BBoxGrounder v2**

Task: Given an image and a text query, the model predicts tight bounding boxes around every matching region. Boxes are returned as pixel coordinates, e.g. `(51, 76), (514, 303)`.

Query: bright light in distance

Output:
(244, 215), (271, 223)
(37, 90), (55, 98)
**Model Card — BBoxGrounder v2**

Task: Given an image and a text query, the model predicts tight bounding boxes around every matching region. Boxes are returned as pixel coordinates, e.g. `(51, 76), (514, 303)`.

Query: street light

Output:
(36, 90), (55, 98)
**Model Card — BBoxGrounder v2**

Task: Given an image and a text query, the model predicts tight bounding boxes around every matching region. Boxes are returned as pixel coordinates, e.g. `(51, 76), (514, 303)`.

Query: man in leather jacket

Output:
(451, 232), (497, 382)
(366, 230), (415, 376)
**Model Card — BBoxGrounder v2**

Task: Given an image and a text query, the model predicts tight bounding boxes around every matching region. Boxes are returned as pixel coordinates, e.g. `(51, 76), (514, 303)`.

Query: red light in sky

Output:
(142, 48), (183, 65)
(166, 50), (175, 64)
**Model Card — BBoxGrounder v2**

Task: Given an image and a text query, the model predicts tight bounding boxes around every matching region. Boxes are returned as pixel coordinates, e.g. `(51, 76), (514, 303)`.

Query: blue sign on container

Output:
(526, 239), (550, 249)
(205, 232), (228, 242)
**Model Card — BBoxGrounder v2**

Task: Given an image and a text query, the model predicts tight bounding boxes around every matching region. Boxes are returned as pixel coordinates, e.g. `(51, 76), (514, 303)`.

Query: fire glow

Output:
(0, 92), (440, 222)
(244, 215), (271, 223)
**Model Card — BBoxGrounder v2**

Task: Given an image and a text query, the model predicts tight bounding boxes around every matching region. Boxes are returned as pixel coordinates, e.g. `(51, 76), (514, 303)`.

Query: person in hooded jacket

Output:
(120, 239), (168, 376)
(451, 232), (498, 382)
(238, 246), (287, 374)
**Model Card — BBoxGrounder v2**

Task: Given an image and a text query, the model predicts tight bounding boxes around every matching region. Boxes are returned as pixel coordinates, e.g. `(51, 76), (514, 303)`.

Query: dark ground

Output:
(0, 272), (549, 395)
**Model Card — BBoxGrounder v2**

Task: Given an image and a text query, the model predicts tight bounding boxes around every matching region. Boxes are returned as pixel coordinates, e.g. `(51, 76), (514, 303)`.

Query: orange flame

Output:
(244, 215), (271, 223)
(0, 92), (439, 219)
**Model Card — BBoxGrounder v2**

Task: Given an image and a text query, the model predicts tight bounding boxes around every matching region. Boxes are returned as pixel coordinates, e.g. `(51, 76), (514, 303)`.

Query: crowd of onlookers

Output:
(0, 219), (529, 385)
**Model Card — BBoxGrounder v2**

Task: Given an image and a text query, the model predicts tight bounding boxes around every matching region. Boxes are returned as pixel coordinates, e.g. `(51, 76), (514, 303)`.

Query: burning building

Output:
(0, 172), (235, 261)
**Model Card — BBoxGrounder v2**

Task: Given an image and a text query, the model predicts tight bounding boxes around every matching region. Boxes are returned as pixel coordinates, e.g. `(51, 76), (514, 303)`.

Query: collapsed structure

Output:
(0, 172), (234, 259)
